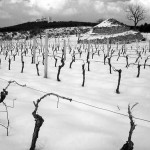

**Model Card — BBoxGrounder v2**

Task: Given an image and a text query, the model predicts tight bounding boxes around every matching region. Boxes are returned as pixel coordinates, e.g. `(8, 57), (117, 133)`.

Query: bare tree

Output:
(126, 4), (145, 28)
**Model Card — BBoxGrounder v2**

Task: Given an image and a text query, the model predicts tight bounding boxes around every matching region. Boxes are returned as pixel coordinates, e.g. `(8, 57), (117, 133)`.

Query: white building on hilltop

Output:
(36, 16), (52, 23)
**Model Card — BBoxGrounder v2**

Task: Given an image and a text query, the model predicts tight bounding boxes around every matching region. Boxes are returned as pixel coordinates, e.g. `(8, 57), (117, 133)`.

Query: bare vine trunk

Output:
(29, 111), (44, 150)
(57, 58), (65, 81)
(120, 105), (136, 150)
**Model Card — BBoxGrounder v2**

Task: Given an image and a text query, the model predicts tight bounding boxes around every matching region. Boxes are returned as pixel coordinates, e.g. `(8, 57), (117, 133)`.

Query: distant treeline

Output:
(130, 23), (150, 32)
(138, 23), (150, 32)
(0, 21), (150, 33)
(0, 21), (97, 33)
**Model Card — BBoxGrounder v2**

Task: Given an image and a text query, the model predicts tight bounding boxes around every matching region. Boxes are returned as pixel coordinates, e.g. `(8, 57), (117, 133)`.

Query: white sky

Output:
(0, 0), (150, 27)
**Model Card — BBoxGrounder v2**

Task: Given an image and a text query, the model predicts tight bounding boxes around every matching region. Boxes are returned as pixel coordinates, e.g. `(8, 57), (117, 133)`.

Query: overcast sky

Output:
(0, 0), (150, 27)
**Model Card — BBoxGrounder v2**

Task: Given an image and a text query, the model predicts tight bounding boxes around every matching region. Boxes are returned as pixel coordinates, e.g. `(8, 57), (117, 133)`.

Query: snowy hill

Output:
(80, 18), (144, 44)
(95, 18), (124, 28)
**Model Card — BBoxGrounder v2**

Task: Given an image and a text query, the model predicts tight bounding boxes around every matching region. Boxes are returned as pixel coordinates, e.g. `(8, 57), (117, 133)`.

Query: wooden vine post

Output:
(44, 31), (48, 78)
(33, 36), (36, 64)
(64, 39), (66, 61)
(107, 38), (110, 57)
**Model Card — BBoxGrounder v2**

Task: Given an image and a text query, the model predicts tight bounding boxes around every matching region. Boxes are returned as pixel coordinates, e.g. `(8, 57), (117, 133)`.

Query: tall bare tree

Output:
(126, 4), (145, 28)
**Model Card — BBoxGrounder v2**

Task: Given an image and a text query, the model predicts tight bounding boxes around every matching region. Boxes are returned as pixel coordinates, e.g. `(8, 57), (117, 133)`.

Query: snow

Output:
(95, 19), (121, 28)
(0, 35), (150, 150)
(142, 33), (150, 40)
(81, 30), (138, 40)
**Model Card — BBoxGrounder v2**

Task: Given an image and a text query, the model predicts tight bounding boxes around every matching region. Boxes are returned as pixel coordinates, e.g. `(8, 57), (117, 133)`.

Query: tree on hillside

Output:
(125, 3), (146, 28)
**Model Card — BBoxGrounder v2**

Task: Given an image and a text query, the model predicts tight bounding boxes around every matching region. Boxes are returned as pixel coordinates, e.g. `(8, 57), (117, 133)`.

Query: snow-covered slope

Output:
(0, 36), (150, 150)
(81, 30), (138, 40)
(95, 18), (122, 28)
(80, 18), (143, 43)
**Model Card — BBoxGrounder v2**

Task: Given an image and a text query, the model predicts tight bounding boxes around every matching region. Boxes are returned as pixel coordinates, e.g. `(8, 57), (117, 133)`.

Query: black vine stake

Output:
(126, 55), (129, 68)
(8, 57), (11, 70)
(13, 54), (16, 61)
(79, 51), (82, 58)
(21, 55), (23, 62)
(70, 54), (75, 69)
(31, 55), (34, 64)
(57, 57), (65, 81)
(11, 50), (13, 55)
(54, 56), (58, 67)
(92, 52), (94, 59)
(98, 50), (100, 56)
(137, 63), (141, 78)
(117, 50), (120, 61)
(24, 50), (27, 56)
(144, 57), (149, 69)
(87, 52), (90, 71)
(135, 52), (141, 64)
(42, 53), (44, 65)
(121, 45), (124, 54)
(104, 54), (107, 65)
(17, 49), (19, 56)
(116, 69), (122, 94)
(21, 60), (24, 73)
(108, 57), (112, 74)
(87, 60), (90, 71)
(5, 51), (8, 60)
(36, 61), (40, 76)
(82, 64), (85, 87)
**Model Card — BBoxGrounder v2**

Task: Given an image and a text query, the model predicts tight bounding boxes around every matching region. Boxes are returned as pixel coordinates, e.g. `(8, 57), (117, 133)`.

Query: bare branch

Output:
(30, 93), (72, 150)
(4, 80), (26, 90)
(0, 102), (10, 136)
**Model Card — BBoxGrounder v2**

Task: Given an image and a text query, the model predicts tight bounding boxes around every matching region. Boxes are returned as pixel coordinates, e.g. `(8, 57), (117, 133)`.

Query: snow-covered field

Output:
(0, 35), (150, 150)
(142, 33), (150, 40)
